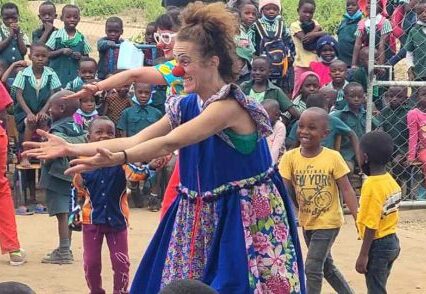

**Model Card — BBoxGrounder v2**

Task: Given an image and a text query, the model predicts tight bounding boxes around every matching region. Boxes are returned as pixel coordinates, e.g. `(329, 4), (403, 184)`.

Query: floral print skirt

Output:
(158, 173), (301, 293)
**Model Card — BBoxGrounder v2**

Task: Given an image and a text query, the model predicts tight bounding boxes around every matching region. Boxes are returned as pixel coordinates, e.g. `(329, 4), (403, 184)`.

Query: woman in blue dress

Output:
(24, 2), (305, 293)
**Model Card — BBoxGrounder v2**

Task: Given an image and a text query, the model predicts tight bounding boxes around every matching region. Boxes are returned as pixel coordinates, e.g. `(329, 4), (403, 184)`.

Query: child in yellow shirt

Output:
(356, 131), (401, 294)
(279, 107), (358, 294)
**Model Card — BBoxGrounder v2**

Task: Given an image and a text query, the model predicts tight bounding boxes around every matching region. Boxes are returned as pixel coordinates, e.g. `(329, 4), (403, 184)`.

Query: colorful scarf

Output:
(61, 31), (83, 47)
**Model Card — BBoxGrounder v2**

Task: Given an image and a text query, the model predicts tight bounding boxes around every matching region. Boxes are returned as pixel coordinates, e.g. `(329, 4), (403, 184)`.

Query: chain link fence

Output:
(365, 0), (426, 205)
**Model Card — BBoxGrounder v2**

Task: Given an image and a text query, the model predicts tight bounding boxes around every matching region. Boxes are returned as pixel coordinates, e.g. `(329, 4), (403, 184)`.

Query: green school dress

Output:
(0, 24), (30, 67)
(46, 29), (91, 87)
(12, 67), (61, 133)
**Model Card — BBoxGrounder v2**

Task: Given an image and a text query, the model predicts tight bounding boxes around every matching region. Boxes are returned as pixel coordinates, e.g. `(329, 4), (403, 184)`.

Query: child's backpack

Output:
(255, 19), (289, 81)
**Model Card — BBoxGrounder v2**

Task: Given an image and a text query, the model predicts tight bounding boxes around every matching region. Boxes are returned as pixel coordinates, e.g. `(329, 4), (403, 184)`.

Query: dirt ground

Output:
(0, 209), (425, 294)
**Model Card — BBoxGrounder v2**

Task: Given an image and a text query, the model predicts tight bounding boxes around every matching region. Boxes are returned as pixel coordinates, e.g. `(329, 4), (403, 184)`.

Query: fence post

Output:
(366, 0), (377, 133)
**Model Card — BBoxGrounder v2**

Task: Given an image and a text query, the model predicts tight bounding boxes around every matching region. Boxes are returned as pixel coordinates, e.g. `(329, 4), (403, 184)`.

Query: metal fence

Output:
(366, 0), (426, 205)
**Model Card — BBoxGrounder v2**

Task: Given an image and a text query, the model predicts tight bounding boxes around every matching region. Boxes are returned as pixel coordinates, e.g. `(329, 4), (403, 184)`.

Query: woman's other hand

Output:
(22, 129), (74, 159)
(65, 148), (124, 175)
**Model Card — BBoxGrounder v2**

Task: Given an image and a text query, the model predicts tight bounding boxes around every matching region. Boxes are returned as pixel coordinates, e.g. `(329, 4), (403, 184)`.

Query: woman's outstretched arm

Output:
(66, 67), (168, 100)
(23, 115), (172, 159)
(66, 99), (256, 174)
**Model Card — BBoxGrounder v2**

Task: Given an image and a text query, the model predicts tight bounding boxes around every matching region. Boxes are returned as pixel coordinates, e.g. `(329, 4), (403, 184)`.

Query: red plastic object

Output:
(172, 65), (185, 77)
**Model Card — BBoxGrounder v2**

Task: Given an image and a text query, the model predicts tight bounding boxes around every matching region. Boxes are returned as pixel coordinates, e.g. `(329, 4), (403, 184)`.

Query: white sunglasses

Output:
(154, 32), (177, 45)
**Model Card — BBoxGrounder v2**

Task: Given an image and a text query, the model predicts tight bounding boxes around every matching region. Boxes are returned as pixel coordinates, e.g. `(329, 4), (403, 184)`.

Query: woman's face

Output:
(155, 28), (177, 60)
(173, 40), (215, 95)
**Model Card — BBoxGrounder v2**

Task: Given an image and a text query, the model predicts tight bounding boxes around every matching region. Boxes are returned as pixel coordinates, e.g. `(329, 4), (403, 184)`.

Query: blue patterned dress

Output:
(131, 84), (305, 294)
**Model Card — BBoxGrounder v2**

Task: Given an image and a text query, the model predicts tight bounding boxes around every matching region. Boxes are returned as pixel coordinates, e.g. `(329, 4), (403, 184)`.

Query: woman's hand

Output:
(22, 129), (74, 159)
(148, 154), (172, 170)
(65, 83), (101, 100)
(65, 148), (124, 175)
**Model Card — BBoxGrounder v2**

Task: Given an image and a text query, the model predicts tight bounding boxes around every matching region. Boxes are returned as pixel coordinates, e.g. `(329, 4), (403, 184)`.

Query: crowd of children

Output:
(0, 0), (425, 293)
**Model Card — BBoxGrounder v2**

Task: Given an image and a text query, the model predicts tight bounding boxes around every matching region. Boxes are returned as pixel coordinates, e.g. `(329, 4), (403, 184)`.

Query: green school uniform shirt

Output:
(405, 24), (426, 79)
(117, 104), (163, 137)
(288, 115), (353, 149)
(40, 117), (86, 194)
(46, 28), (91, 86)
(0, 23), (30, 66)
(332, 105), (378, 161)
(45, 28), (91, 53)
(377, 102), (414, 154)
(12, 65), (62, 93)
(32, 26), (57, 44)
(337, 14), (362, 66)
(240, 80), (293, 112)
(12, 66), (62, 132)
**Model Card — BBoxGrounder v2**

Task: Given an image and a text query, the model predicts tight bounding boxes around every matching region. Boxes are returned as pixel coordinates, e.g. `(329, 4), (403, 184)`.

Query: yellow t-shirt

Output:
(279, 147), (349, 230)
(290, 20), (319, 68)
(357, 173), (401, 240)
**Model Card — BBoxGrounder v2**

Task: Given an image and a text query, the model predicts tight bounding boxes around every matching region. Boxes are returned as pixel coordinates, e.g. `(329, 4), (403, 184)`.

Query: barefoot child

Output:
(356, 131), (401, 293)
(32, 1), (57, 45)
(280, 107), (358, 294)
(40, 90), (86, 264)
(0, 2), (30, 67)
(69, 116), (164, 293)
(46, 4), (91, 87)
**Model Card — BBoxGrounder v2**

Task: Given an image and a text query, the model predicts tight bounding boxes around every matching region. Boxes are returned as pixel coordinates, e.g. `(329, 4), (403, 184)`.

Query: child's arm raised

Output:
(13, 24), (28, 56)
(0, 29), (14, 52)
(37, 23), (54, 44)
(355, 228), (375, 274)
(336, 175), (358, 220)
(97, 38), (115, 52)
(1, 60), (27, 84)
